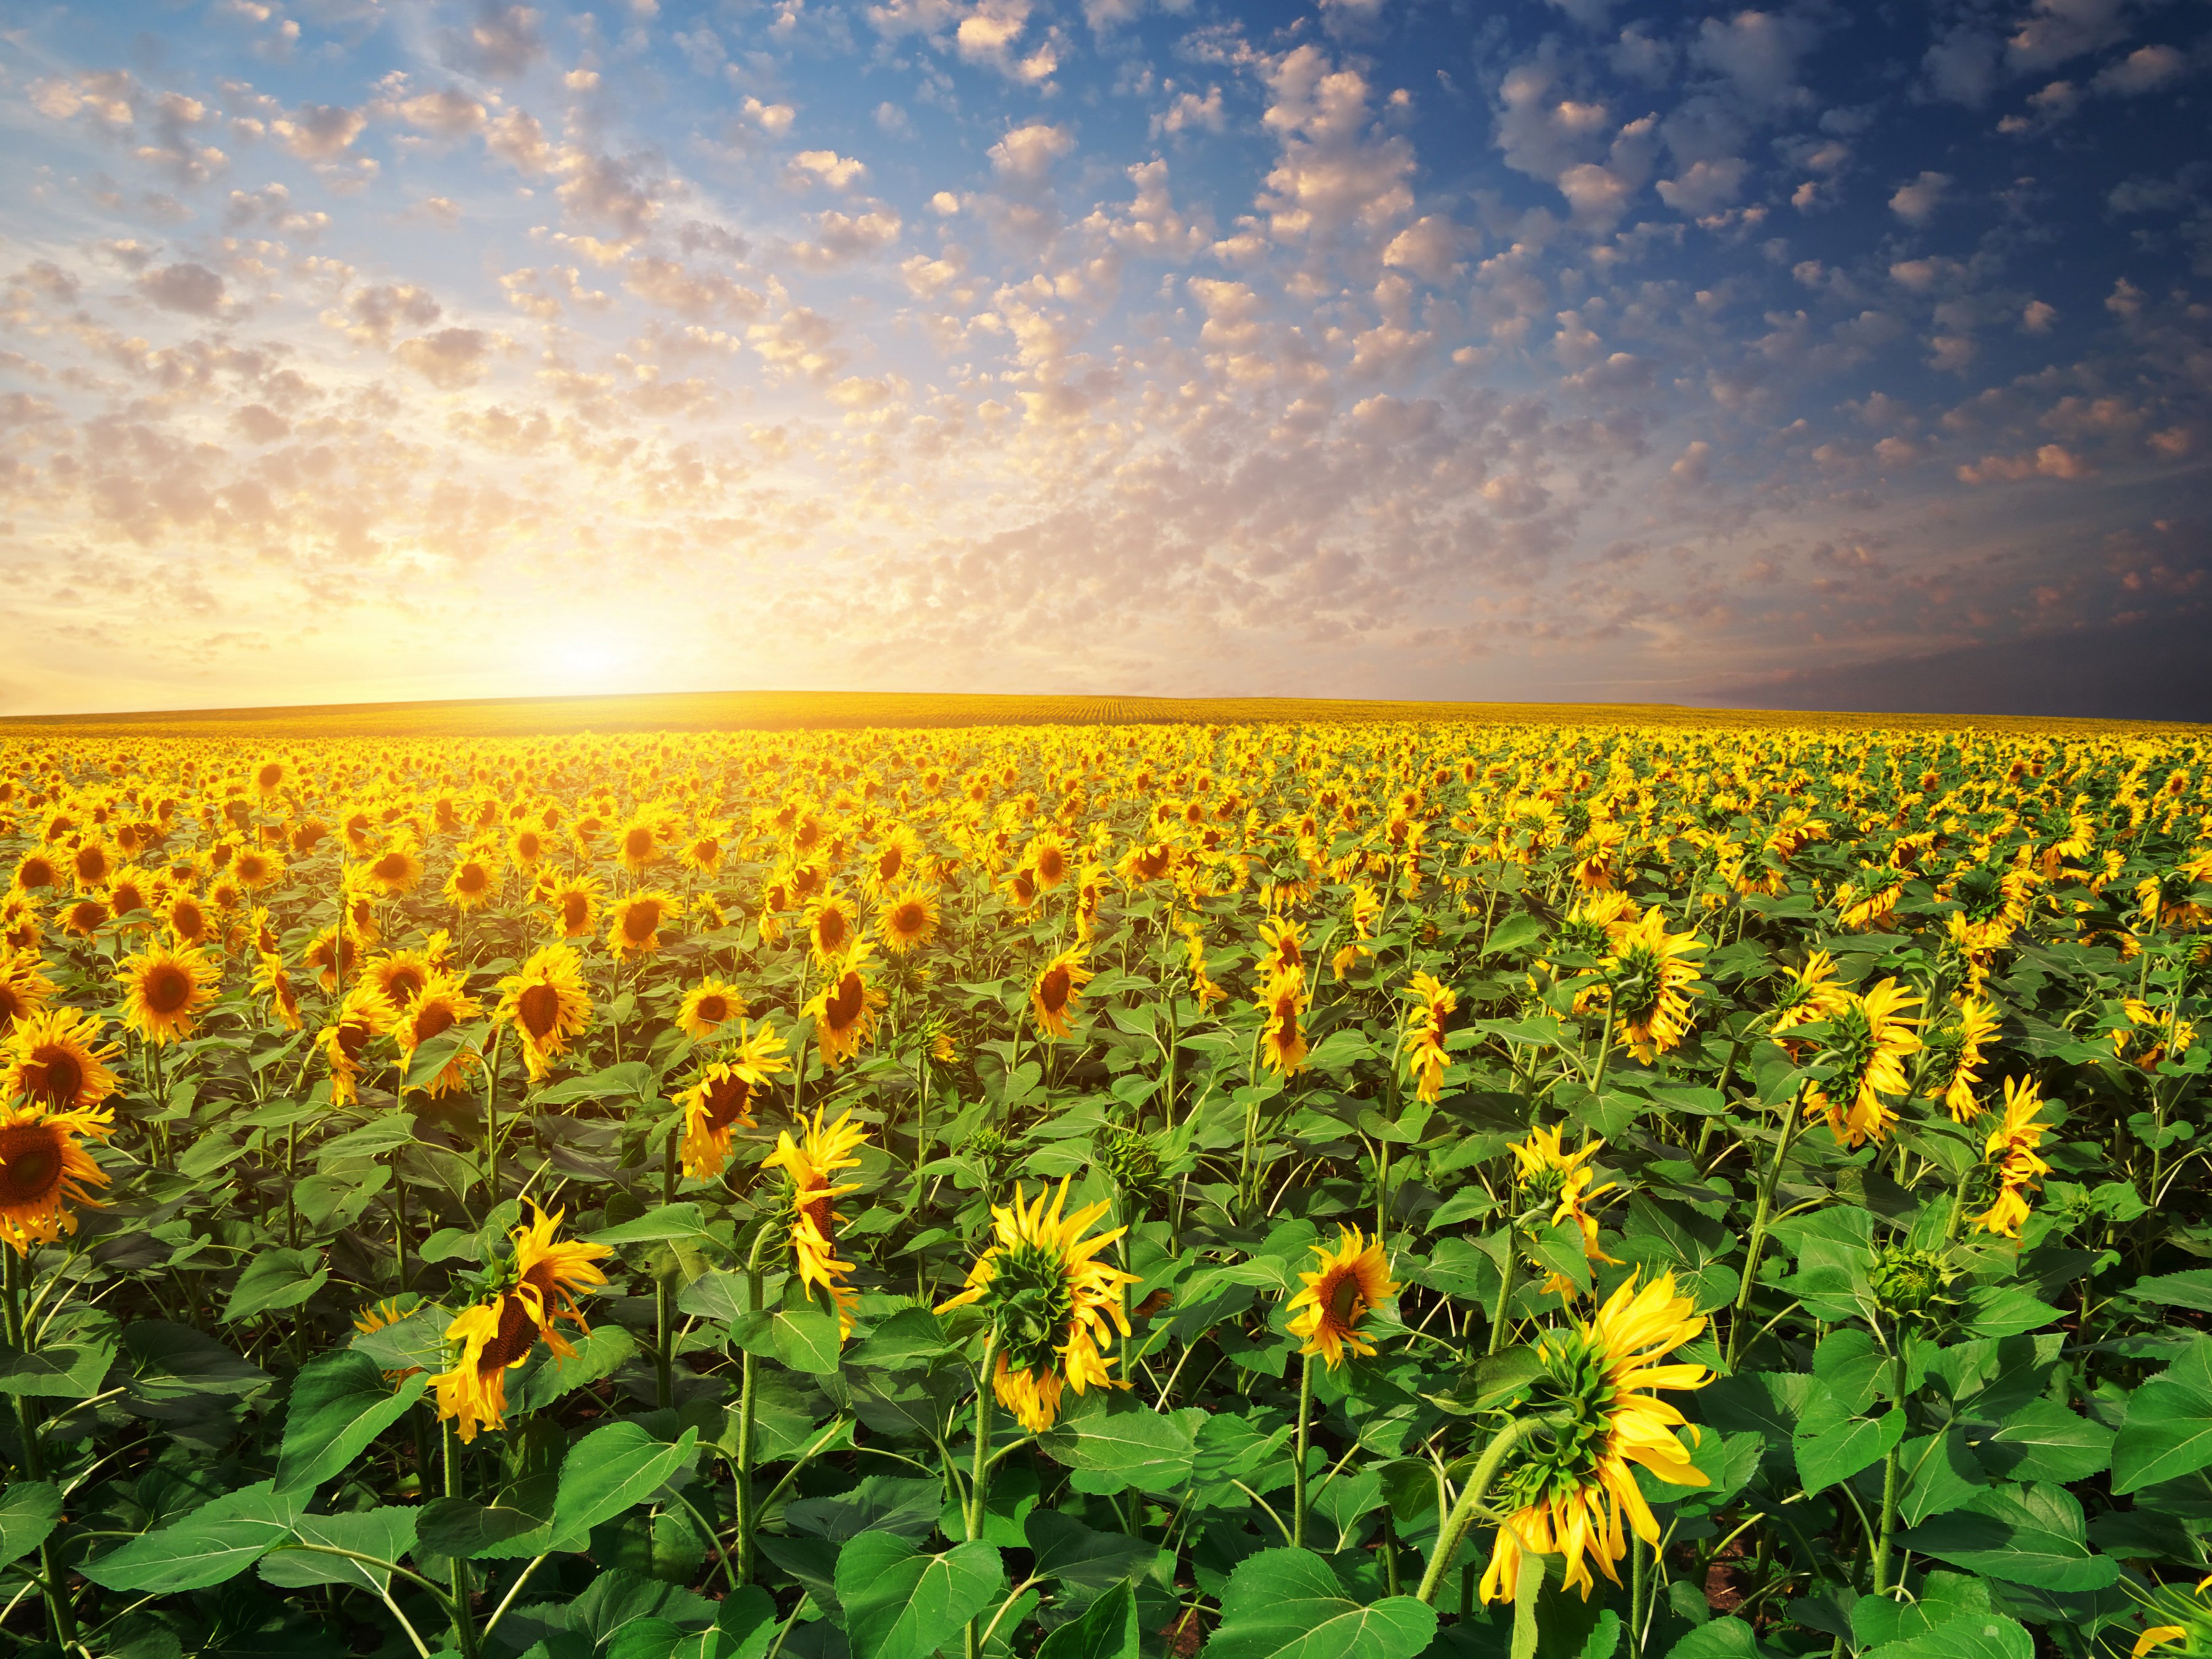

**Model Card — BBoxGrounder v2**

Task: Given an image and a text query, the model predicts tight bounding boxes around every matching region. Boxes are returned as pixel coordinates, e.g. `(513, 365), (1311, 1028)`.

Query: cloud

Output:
(1381, 214), (1468, 281)
(1921, 27), (2001, 107)
(1691, 9), (1818, 111)
(1657, 155), (1749, 216)
(2006, 0), (2134, 73)
(1154, 85), (1226, 138)
(2094, 43), (2186, 94)
(136, 263), (227, 314)
(788, 150), (868, 190)
(957, 0), (1059, 84)
(388, 87), (488, 136)
(989, 122), (1075, 181)
(442, 1), (546, 77)
(1888, 170), (1951, 225)
(1255, 45), (1414, 241)
(398, 326), (496, 386)
(788, 208), (904, 267)
(275, 103), (365, 160)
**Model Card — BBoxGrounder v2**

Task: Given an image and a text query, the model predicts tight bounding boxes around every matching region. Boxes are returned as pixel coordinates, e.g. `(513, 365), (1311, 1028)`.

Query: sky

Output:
(1, 0), (2208, 720)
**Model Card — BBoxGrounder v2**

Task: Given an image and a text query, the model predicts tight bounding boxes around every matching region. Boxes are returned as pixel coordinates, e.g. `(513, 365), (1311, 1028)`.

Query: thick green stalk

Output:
(1486, 1233), (1518, 1357)
(1292, 1352), (1314, 1550)
(734, 1228), (769, 1583)
(1415, 1414), (1546, 1606)
(963, 1327), (1002, 1659)
(1727, 1095), (1807, 1369)
(1869, 1351), (1910, 1594)
(444, 1420), (479, 1659)
(6, 1250), (77, 1650)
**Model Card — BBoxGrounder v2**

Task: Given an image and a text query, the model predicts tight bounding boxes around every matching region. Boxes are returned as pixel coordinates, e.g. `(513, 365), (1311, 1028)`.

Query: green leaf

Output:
(275, 1351), (428, 1496)
(835, 1531), (1006, 1659)
(771, 1309), (843, 1376)
(414, 1472), (557, 1561)
(222, 1248), (328, 1324)
(1528, 1220), (1594, 1296)
(1026, 1510), (1155, 1594)
(1037, 1580), (1139, 1659)
(1896, 1492), (2119, 1591)
(313, 1112), (419, 1167)
(257, 1508), (420, 1593)
(850, 1307), (956, 1371)
(2114, 1379), (2212, 1494)
(121, 1320), (269, 1400)
(2125, 1269), (2212, 1312)
(406, 1022), (487, 1090)
(0, 1338), (116, 1400)
(1037, 1392), (1200, 1496)
(1864, 1612), (2033, 1659)
(508, 1323), (637, 1414)
(551, 1421), (700, 1550)
(0, 1482), (62, 1570)
(1663, 1619), (1768, 1659)
(1206, 1547), (1439, 1659)
(1481, 914), (1547, 959)
(1978, 1398), (2113, 1484)
(587, 1201), (713, 1247)
(83, 1480), (305, 1593)
(1795, 1408), (1905, 1496)
(1897, 1430), (1988, 1526)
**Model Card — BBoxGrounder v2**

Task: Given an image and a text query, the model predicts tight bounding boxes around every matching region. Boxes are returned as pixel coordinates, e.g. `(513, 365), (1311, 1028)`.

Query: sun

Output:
(535, 632), (631, 691)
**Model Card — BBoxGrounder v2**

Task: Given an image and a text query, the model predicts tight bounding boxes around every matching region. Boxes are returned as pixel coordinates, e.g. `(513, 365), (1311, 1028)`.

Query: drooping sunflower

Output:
(1285, 1226), (1398, 1370)
(1480, 1272), (1712, 1604)
(607, 890), (680, 962)
(677, 1020), (790, 1179)
(1030, 945), (1095, 1040)
(1802, 978), (1923, 1148)
(1597, 910), (1704, 1062)
(58, 898), (108, 941)
(1256, 965), (1309, 1078)
(1183, 925), (1228, 1009)
(865, 824), (922, 895)
(0, 951), (57, 1035)
(1115, 839), (1175, 889)
(1767, 950), (1852, 1053)
(0, 1097), (114, 1255)
(761, 1107), (868, 1337)
(1258, 917), (1307, 979)
(3, 1007), (122, 1115)
(1974, 1075), (2052, 1239)
(936, 1177), (1137, 1433)
(253, 951), (304, 1032)
(1508, 1126), (1621, 1295)
(876, 886), (940, 954)
(1924, 996), (2002, 1121)
(496, 944), (594, 1081)
(318, 985), (394, 1107)
(431, 1207), (612, 1442)
(803, 943), (886, 1070)
(117, 943), (218, 1046)
(678, 978), (747, 1042)
(1400, 972), (1457, 1105)
(2112, 999), (2196, 1072)
(304, 925), (361, 994)
(393, 973), (485, 1097)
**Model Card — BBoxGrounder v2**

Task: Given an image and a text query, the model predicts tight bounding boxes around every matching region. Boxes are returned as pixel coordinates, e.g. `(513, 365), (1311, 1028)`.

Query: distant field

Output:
(0, 686), (2198, 740)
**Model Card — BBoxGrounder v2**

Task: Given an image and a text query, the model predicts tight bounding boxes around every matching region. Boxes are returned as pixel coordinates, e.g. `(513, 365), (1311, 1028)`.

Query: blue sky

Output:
(1, 0), (2207, 715)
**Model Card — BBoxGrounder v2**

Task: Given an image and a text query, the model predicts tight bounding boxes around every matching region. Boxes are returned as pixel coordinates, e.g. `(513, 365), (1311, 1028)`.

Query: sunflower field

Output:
(0, 717), (2209, 1659)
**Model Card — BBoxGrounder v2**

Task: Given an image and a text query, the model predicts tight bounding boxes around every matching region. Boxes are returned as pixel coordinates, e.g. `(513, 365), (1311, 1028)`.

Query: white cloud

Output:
(1888, 170), (1951, 225)
(989, 122), (1075, 181)
(1657, 155), (1749, 216)
(2094, 43), (2185, 94)
(788, 150), (868, 190)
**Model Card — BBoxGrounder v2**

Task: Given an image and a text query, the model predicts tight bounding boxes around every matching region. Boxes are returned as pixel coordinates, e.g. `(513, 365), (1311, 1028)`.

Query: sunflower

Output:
(58, 898), (107, 941)
(614, 812), (665, 874)
(105, 868), (155, 925)
(1767, 950), (1851, 1052)
(1480, 1273), (1711, 1604)
(1258, 917), (1306, 979)
(443, 849), (498, 912)
(1925, 997), (2002, 1121)
(680, 826), (726, 876)
(1256, 965), (1309, 1078)
(3, 1008), (122, 1115)
(1002, 866), (1040, 911)
(1597, 910), (1704, 1062)
(1508, 1126), (1620, 1295)
(1802, 978), (1923, 1148)
(1836, 866), (1906, 933)
(304, 925), (361, 994)
(761, 1107), (868, 1336)
(508, 825), (550, 871)
(1285, 1226), (1397, 1370)
(0, 898), (41, 955)
(117, 943), (218, 1045)
(1974, 1075), (2052, 1239)
(1183, 925), (1228, 1009)
(318, 986), (394, 1107)
(68, 839), (117, 893)
(1116, 839), (1175, 888)
(678, 978), (747, 1042)
(431, 1206), (612, 1442)
(804, 943), (885, 1070)
(164, 890), (214, 948)
(496, 944), (593, 1081)
(1026, 830), (1071, 890)
(11, 852), (59, 895)
(677, 1020), (790, 1179)
(541, 873), (602, 941)
(0, 1098), (114, 1255)
(231, 845), (284, 892)
(364, 841), (425, 900)
(393, 973), (485, 1097)
(936, 1177), (1137, 1432)
(805, 890), (858, 967)
(607, 890), (679, 962)
(253, 951), (303, 1032)
(876, 886), (939, 954)
(865, 824), (922, 895)
(2112, 999), (2196, 1072)
(1400, 971), (1456, 1105)
(1030, 945), (1095, 1040)
(364, 943), (444, 1010)
(0, 951), (57, 1035)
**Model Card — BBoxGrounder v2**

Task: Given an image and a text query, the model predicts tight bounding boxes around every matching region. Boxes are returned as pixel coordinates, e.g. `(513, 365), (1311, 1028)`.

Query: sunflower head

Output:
(1285, 1225), (1397, 1370)
(4, 1008), (122, 1115)
(1867, 1244), (1961, 1328)
(0, 1100), (114, 1255)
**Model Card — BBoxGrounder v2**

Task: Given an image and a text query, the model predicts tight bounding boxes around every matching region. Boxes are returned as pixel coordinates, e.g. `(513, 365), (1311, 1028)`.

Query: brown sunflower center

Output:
(560, 893), (589, 930)
(23, 1048), (83, 1109)
(1037, 848), (1065, 882)
(74, 847), (107, 881)
(701, 1074), (753, 1132)
(1325, 1271), (1365, 1327)
(517, 982), (562, 1041)
(799, 1188), (836, 1243)
(144, 966), (193, 1016)
(695, 994), (729, 1024)
(0, 1123), (65, 1204)
(19, 859), (55, 888)
(386, 966), (426, 1005)
(455, 864), (488, 895)
(414, 1003), (458, 1045)
(823, 973), (865, 1032)
(1038, 966), (1072, 1015)
(624, 829), (653, 860)
(622, 902), (662, 943)
(891, 902), (925, 936)
(478, 1293), (540, 1373)
(373, 853), (410, 883)
(517, 833), (541, 859)
(257, 763), (283, 790)
(815, 911), (847, 952)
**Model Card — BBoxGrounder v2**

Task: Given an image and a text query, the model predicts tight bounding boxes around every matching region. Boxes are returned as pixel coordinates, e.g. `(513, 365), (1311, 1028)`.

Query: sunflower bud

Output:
(1867, 1244), (1959, 1328)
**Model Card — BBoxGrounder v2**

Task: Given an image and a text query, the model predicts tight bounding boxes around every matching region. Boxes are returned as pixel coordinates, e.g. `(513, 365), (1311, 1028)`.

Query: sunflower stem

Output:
(443, 1418), (479, 1659)
(656, 1124), (679, 1411)
(1292, 1352), (1314, 1550)
(1869, 1349), (1910, 1595)
(6, 1250), (77, 1650)
(963, 1327), (1001, 1659)
(1728, 1092), (1808, 1370)
(1415, 1413), (1545, 1607)
(1486, 1231), (1517, 1357)
(735, 1226), (770, 1585)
